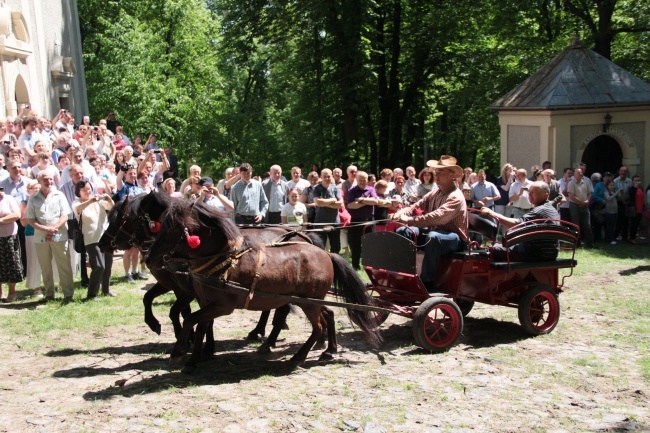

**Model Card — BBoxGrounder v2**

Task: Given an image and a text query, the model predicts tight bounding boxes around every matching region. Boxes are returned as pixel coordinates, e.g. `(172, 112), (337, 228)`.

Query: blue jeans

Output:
(396, 227), (463, 283)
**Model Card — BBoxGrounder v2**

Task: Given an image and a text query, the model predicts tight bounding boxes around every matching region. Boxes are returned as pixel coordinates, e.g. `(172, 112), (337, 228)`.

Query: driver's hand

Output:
(254, 214), (263, 223)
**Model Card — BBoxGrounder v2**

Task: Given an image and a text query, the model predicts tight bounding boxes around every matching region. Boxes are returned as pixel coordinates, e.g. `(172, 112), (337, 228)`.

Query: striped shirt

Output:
(400, 185), (469, 243)
(230, 179), (269, 217)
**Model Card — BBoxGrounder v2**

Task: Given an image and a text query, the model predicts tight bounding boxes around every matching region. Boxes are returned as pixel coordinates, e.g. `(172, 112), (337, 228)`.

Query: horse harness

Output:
(187, 231), (316, 309)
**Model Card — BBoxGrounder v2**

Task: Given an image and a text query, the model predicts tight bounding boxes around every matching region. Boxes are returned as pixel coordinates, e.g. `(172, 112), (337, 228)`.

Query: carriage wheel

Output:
(518, 286), (560, 335)
(413, 297), (463, 353)
(366, 286), (390, 327)
(453, 299), (474, 317)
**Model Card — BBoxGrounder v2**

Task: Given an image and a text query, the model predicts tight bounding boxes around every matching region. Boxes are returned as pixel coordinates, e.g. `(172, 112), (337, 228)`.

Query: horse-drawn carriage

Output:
(101, 192), (579, 371)
(360, 212), (579, 352)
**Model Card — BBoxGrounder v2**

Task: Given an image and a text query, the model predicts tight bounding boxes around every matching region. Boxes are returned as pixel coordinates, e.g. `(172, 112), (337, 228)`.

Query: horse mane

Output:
(107, 197), (127, 223)
(124, 191), (172, 220)
(162, 199), (247, 248)
(192, 202), (244, 243)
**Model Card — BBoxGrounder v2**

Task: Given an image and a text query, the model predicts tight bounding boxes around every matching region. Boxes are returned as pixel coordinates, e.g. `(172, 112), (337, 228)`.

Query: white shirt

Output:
(404, 178), (420, 199)
(287, 178), (310, 194)
(0, 194), (19, 237)
(60, 161), (98, 185)
(73, 199), (113, 245)
(202, 194), (228, 212)
(281, 201), (307, 224)
(509, 179), (533, 209)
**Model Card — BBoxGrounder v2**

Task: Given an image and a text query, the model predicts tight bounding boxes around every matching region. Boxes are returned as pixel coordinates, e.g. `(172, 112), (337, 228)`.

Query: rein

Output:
(187, 236), (267, 309)
(237, 218), (390, 233)
(186, 236), (247, 280)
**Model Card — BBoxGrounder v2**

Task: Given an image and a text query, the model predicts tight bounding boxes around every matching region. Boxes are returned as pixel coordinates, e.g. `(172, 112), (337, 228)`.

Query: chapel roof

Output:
(491, 37), (650, 111)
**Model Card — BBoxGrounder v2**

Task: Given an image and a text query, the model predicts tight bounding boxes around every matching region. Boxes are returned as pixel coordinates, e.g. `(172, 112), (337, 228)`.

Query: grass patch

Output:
(1, 277), (177, 350)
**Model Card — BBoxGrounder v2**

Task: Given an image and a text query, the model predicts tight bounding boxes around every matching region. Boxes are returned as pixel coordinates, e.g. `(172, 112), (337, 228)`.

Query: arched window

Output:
(11, 12), (29, 43)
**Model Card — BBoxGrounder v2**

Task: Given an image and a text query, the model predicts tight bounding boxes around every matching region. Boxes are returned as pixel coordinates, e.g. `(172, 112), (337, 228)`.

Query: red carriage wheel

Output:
(518, 286), (560, 335)
(413, 297), (463, 352)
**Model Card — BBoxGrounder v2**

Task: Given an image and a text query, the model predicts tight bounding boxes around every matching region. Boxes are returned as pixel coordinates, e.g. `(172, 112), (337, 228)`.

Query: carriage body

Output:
(361, 217), (579, 352)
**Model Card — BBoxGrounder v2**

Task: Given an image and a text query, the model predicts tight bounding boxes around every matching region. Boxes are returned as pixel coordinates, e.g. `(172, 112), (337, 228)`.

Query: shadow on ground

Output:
(75, 341), (359, 400)
(619, 265), (650, 276)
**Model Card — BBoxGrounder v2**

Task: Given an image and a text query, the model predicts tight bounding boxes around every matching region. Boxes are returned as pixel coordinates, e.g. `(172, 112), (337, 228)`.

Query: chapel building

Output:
(491, 37), (650, 179)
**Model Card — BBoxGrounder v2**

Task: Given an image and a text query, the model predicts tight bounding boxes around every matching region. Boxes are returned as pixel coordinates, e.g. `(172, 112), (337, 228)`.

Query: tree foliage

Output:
(78, 0), (650, 177)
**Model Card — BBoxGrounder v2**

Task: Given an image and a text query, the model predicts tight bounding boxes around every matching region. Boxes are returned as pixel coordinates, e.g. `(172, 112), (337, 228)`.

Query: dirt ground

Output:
(0, 260), (648, 433)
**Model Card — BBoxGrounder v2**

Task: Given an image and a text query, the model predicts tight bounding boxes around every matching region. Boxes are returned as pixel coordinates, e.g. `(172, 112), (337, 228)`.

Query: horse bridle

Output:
(106, 206), (158, 252)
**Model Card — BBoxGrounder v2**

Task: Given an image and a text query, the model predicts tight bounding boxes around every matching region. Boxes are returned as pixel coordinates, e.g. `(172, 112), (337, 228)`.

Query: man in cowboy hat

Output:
(391, 156), (469, 290)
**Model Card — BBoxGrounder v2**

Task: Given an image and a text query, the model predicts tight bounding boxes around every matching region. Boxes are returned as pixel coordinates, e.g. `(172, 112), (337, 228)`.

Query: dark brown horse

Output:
(145, 199), (382, 372)
(98, 191), (331, 355)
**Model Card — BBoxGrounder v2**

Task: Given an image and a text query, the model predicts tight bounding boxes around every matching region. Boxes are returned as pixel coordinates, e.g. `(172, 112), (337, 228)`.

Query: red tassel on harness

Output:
(415, 208), (423, 216)
(149, 221), (161, 233)
(187, 235), (201, 249)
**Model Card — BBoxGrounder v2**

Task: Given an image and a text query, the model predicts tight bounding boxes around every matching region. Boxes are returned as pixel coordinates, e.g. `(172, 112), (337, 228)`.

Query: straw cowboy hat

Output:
(426, 155), (464, 178)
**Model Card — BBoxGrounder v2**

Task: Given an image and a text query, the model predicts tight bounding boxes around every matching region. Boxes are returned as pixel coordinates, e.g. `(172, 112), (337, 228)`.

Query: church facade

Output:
(0, 0), (87, 119)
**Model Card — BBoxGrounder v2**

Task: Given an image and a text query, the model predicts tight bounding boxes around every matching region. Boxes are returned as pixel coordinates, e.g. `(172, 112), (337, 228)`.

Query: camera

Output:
(0, 186), (4, 192)
(94, 126), (98, 131)
(3, 141), (10, 145)
(120, 163), (134, 172)
(153, 149), (161, 154)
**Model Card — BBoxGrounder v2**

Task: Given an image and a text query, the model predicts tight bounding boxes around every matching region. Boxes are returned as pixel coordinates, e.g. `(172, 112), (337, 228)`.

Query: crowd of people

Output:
(0, 106), (649, 302)
(0, 109), (178, 302)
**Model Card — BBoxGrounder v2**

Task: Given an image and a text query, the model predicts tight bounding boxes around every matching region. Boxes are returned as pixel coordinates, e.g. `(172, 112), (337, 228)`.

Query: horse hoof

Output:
(313, 341), (326, 351)
(257, 344), (271, 355)
(245, 331), (263, 341)
(169, 354), (188, 367)
(181, 364), (197, 375)
(147, 322), (162, 335)
(319, 351), (334, 361)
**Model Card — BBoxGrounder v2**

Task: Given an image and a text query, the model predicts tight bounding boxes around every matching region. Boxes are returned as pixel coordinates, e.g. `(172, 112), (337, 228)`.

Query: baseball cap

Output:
(198, 176), (214, 186)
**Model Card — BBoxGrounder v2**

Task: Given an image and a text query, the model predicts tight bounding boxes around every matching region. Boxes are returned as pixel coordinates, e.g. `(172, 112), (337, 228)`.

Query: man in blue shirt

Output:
(470, 169), (500, 209)
(230, 163), (268, 225)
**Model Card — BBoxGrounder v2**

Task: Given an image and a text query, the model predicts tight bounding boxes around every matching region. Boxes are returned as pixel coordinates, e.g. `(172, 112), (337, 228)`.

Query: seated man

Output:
(480, 181), (560, 262)
(390, 156), (469, 289)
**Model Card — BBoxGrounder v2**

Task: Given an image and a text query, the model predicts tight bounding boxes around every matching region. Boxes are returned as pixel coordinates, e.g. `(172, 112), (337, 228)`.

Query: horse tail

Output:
(329, 253), (383, 348)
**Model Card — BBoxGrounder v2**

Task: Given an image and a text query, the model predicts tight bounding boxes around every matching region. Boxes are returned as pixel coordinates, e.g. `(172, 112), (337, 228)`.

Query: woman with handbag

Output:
(72, 181), (115, 299)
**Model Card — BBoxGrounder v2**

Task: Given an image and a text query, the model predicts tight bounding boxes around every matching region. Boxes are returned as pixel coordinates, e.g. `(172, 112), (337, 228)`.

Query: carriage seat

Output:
(444, 211), (497, 260)
(488, 220), (579, 271)
(467, 210), (498, 242)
